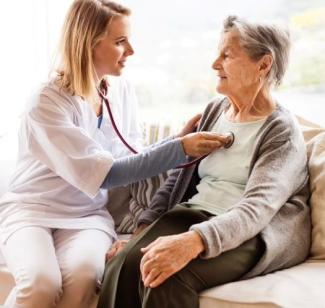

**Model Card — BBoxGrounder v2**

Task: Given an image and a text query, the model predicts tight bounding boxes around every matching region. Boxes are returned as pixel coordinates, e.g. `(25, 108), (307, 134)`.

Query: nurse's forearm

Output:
(142, 136), (175, 151)
(101, 138), (186, 189)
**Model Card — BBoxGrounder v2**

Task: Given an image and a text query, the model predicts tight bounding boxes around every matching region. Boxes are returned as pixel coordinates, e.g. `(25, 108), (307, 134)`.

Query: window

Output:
(121, 0), (325, 127)
(0, 0), (323, 136)
(0, 0), (71, 135)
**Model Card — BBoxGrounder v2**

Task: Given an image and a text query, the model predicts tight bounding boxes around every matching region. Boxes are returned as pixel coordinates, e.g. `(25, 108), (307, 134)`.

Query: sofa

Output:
(1, 117), (325, 308)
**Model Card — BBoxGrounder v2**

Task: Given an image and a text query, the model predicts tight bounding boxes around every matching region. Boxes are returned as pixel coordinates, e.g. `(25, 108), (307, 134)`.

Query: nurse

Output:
(0, 1), (227, 307)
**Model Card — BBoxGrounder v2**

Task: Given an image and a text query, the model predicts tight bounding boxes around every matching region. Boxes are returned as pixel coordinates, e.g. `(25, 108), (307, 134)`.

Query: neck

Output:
(92, 69), (105, 116)
(226, 86), (275, 122)
(93, 67), (105, 88)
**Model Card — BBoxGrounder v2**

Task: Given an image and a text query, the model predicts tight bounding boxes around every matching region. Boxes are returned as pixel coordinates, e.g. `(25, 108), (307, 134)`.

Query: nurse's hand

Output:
(181, 132), (228, 157)
(105, 224), (149, 261)
(176, 114), (202, 137)
(106, 240), (129, 261)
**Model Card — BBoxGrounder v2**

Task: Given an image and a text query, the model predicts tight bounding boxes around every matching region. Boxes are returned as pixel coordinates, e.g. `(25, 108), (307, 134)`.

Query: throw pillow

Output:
(299, 120), (325, 260)
(117, 172), (168, 234)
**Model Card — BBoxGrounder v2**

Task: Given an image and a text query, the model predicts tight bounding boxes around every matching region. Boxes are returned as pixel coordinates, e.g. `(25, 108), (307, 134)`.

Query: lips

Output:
(118, 60), (126, 67)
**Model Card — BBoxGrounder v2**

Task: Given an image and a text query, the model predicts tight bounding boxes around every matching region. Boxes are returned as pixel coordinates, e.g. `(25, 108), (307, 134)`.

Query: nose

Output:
(212, 55), (221, 70)
(126, 41), (134, 56)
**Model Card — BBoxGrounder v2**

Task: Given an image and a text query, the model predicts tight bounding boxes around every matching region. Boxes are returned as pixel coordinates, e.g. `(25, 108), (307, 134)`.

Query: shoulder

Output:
(198, 96), (229, 129)
(20, 80), (88, 129)
(41, 79), (75, 107)
(204, 96), (228, 113)
(261, 104), (303, 144)
(255, 104), (308, 167)
(201, 96), (229, 119)
(26, 78), (80, 116)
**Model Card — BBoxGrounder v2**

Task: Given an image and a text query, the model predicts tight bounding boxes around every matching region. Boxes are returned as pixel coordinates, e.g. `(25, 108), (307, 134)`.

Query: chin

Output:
(108, 70), (122, 77)
(216, 84), (227, 95)
(105, 66), (124, 77)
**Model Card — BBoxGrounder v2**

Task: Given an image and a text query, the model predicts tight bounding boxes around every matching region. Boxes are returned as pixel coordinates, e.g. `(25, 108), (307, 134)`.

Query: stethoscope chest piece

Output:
(224, 131), (235, 148)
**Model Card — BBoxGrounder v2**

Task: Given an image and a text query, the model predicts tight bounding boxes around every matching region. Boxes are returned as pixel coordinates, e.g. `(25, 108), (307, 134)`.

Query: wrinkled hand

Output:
(106, 240), (129, 261)
(181, 132), (229, 157)
(140, 231), (205, 288)
(176, 114), (202, 137)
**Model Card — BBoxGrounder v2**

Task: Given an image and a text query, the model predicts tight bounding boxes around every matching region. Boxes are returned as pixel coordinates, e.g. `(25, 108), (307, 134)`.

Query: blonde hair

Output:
(56, 0), (130, 103)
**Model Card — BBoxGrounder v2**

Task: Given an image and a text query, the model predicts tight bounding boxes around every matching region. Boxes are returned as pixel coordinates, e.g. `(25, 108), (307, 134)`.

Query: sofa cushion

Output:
(106, 186), (132, 228)
(299, 122), (325, 259)
(2, 245), (325, 307)
(199, 260), (325, 307)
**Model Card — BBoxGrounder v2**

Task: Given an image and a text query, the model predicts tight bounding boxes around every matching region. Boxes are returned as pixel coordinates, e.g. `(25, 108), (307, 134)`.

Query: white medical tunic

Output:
(0, 77), (142, 244)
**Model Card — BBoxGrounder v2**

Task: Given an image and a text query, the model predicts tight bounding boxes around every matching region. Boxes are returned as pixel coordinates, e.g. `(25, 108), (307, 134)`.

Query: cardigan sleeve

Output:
(190, 116), (309, 259)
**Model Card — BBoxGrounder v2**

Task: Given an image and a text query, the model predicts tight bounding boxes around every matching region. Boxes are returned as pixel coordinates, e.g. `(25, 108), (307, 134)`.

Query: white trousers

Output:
(1, 226), (112, 308)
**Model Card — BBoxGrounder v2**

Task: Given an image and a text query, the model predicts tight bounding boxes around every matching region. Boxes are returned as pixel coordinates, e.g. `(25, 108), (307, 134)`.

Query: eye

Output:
(116, 38), (126, 46)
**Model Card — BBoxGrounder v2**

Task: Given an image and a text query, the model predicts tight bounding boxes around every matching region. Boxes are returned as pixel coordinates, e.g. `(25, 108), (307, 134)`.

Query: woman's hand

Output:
(176, 114), (202, 137)
(181, 132), (229, 157)
(106, 240), (129, 261)
(106, 224), (149, 261)
(139, 231), (205, 288)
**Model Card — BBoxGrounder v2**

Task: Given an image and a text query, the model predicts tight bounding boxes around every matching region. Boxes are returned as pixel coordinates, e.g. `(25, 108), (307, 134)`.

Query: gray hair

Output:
(223, 16), (291, 87)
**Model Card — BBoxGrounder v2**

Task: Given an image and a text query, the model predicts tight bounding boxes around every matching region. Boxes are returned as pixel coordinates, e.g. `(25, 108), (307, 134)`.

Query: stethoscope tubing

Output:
(98, 90), (211, 169)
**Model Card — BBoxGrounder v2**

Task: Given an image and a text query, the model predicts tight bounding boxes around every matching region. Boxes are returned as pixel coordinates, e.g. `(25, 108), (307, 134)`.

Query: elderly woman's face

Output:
(212, 31), (260, 97)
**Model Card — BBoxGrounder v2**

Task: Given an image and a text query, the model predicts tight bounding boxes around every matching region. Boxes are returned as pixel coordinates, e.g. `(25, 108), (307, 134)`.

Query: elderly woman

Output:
(97, 16), (310, 308)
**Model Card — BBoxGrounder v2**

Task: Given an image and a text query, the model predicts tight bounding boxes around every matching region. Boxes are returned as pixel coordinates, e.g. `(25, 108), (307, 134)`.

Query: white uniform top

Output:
(0, 77), (142, 244)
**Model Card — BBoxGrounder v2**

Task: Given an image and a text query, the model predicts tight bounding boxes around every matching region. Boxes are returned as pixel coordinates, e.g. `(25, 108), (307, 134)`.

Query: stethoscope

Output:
(97, 87), (234, 169)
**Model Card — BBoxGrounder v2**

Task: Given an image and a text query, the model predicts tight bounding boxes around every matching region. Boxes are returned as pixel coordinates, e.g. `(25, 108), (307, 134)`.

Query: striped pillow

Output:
(117, 172), (168, 234)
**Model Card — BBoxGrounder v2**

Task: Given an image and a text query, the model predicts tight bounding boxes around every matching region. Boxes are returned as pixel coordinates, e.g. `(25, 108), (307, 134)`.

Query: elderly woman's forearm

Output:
(190, 136), (308, 259)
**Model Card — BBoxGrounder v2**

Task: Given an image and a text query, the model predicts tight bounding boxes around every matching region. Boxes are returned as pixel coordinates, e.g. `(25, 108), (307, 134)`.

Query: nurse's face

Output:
(93, 15), (134, 78)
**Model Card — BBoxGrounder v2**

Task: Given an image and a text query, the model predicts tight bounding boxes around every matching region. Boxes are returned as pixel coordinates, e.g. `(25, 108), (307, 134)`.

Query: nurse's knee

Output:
(60, 262), (103, 305)
(15, 268), (62, 307)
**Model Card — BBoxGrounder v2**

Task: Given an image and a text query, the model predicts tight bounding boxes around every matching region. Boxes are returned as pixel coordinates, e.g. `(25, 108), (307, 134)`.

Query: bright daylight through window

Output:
(0, 0), (323, 136)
